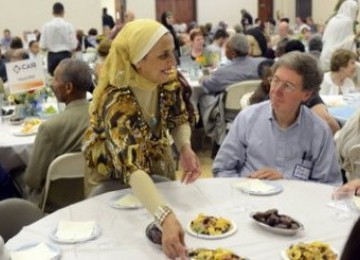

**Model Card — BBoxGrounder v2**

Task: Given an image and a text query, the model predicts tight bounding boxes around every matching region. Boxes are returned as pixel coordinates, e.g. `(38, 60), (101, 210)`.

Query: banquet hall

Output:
(1, 0), (360, 259)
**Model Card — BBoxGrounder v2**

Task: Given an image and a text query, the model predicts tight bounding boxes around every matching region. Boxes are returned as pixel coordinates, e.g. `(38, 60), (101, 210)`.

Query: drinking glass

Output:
(230, 181), (253, 212)
(332, 187), (354, 220)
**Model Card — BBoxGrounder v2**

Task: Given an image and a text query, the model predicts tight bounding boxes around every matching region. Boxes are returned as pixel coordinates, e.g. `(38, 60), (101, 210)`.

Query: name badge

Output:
(293, 164), (311, 180)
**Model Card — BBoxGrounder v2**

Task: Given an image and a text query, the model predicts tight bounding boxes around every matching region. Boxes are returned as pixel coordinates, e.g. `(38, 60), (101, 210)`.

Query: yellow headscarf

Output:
(91, 19), (169, 113)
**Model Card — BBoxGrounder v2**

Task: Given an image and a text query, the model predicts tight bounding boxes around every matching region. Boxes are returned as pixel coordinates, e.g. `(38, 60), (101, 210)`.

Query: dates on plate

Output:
(252, 209), (300, 230)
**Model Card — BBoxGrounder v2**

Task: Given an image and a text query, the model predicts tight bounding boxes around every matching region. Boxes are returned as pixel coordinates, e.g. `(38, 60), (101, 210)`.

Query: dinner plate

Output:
(188, 248), (247, 260)
(280, 244), (339, 260)
(49, 223), (101, 244)
(233, 180), (283, 196)
(109, 192), (143, 209)
(13, 130), (37, 136)
(186, 219), (237, 239)
(10, 242), (61, 260)
(250, 212), (304, 236)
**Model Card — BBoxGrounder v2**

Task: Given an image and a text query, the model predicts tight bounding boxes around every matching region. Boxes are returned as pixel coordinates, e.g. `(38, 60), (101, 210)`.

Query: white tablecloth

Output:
(0, 121), (35, 171)
(6, 178), (357, 259)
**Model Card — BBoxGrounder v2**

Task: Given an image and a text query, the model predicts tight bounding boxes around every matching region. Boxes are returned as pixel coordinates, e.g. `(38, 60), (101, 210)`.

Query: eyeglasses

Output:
(268, 76), (298, 93)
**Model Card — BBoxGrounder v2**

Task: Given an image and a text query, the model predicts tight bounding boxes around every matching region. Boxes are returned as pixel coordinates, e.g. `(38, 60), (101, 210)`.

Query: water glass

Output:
(332, 188), (354, 220)
(230, 181), (252, 212)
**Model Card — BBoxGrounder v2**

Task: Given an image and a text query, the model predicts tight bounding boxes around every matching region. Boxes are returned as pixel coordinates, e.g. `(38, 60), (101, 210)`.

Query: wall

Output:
(0, 0), (354, 40)
(1, 0), (102, 39)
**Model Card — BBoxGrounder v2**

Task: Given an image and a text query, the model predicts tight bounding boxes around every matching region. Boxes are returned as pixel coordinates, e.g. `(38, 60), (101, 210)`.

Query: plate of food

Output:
(281, 241), (338, 260)
(49, 220), (101, 244)
(188, 248), (247, 260)
(233, 179), (283, 196)
(13, 118), (42, 136)
(250, 209), (303, 236)
(9, 116), (25, 125)
(9, 242), (61, 260)
(187, 213), (237, 239)
(109, 192), (143, 209)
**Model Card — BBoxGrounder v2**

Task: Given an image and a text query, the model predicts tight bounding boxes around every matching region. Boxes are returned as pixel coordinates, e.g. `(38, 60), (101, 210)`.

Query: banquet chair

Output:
(224, 79), (261, 130)
(348, 144), (360, 181)
(0, 198), (43, 242)
(41, 152), (86, 212)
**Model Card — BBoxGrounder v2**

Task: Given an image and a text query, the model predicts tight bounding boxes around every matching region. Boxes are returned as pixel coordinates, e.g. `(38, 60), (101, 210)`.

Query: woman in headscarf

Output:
(83, 19), (201, 259)
(320, 0), (359, 70)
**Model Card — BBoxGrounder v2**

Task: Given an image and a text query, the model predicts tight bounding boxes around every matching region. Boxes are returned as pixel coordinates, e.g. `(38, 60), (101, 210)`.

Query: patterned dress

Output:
(83, 78), (189, 186)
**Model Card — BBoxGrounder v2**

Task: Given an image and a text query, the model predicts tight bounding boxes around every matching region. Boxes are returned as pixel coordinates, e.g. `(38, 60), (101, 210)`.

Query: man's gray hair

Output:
(57, 58), (92, 92)
(229, 33), (249, 57)
(272, 51), (323, 93)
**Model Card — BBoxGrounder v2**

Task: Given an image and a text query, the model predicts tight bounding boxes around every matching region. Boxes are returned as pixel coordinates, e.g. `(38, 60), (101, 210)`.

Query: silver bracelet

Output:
(154, 205), (172, 226)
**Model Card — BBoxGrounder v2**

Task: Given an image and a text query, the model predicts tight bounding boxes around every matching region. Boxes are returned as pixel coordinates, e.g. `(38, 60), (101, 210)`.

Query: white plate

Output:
(280, 245), (339, 260)
(250, 212), (304, 236)
(186, 219), (237, 239)
(10, 242), (61, 260)
(49, 224), (101, 244)
(188, 248), (247, 260)
(109, 192), (143, 209)
(13, 130), (37, 136)
(233, 180), (283, 196)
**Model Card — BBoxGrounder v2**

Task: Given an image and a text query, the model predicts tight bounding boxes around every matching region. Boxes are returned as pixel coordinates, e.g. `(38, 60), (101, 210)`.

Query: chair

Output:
(348, 144), (360, 181)
(0, 198), (43, 242)
(224, 79), (261, 129)
(41, 152), (86, 212)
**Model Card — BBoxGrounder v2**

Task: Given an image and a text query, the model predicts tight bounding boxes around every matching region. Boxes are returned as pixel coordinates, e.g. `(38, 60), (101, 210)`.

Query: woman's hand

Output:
(248, 168), (283, 180)
(161, 213), (187, 260)
(179, 144), (201, 184)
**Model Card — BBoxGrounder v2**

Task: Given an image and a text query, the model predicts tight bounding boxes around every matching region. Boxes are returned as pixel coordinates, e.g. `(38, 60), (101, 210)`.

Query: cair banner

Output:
(6, 58), (45, 94)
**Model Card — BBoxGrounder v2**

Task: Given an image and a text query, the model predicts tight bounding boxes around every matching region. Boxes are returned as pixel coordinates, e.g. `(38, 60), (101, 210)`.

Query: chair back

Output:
(0, 198), (43, 242)
(41, 152), (86, 212)
(224, 79), (261, 123)
(348, 144), (360, 181)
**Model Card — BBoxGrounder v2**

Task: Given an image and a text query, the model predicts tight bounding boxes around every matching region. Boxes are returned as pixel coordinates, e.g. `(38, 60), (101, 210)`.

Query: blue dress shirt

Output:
(213, 101), (342, 185)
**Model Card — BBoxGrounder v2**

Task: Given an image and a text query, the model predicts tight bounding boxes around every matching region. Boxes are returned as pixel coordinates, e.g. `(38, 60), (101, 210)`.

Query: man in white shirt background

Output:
(39, 2), (77, 76)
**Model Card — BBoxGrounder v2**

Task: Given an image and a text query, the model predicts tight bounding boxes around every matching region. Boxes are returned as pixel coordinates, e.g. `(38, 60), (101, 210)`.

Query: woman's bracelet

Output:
(154, 205), (173, 226)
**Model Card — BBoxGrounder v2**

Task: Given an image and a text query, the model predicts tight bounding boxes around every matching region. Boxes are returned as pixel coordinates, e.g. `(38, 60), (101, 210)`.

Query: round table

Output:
(5, 178), (357, 259)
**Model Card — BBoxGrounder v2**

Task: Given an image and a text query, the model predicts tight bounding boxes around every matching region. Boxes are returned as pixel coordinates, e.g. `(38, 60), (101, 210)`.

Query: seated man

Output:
(201, 33), (265, 94)
(213, 52), (342, 185)
(25, 58), (91, 207)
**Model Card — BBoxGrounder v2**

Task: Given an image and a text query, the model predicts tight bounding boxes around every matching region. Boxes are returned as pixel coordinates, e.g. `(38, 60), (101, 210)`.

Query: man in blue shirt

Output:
(213, 52), (342, 185)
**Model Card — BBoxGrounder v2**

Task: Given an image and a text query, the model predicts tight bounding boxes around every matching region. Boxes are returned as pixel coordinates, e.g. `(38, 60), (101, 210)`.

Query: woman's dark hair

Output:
(177, 71), (195, 126)
(249, 59), (274, 105)
(10, 37), (23, 49)
(341, 216), (360, 259)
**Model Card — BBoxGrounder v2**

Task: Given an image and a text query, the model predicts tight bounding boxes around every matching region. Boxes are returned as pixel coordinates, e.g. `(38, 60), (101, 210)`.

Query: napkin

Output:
(10, 243), (58, 260)
(234, 179), (275, 193)
(113, 193), (142, 208)
(55, 220), (95, 241)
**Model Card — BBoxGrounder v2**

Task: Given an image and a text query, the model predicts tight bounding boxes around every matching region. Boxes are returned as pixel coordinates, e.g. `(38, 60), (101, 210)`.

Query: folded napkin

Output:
(10, 243), (58, 260)
(55, 220), (95, 241)
(233, 179), (275, 193)
(113, 193), (142, 208)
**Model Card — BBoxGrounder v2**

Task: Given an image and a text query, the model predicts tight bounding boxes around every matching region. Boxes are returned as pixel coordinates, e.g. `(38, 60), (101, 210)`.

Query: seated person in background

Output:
(28, 40), (40, 60)
(336, 109), (360, 181)
(201, 33), (265, 94)
(25, 58), (91, 208)
(205, 29), (229, 66)
(213, 52), (342, 185)
(94, 38), (112, 80)
(320, 48), (358, 95)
